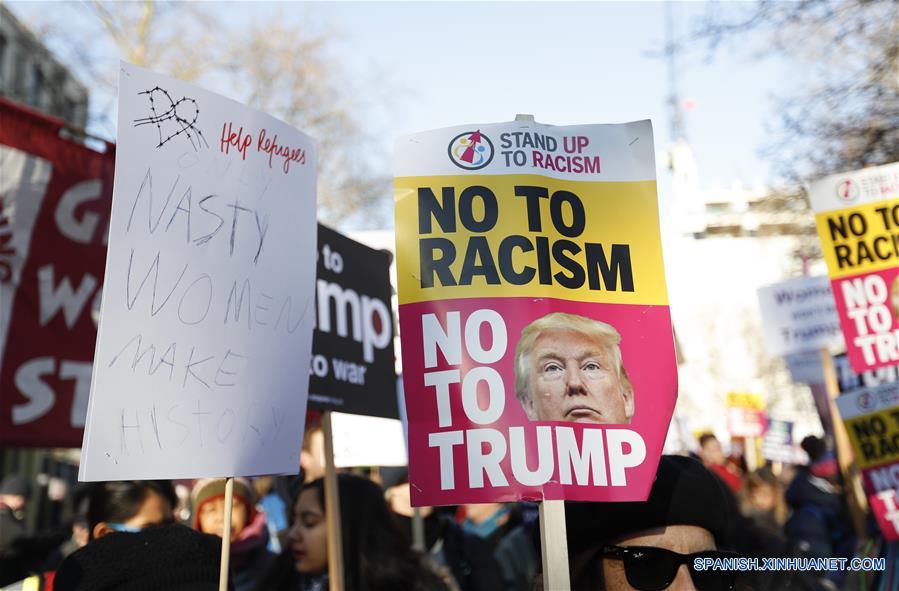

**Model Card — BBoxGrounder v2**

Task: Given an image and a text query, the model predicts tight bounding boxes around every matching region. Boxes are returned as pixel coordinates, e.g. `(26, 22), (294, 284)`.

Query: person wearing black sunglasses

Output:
(561, 455), (741, 590)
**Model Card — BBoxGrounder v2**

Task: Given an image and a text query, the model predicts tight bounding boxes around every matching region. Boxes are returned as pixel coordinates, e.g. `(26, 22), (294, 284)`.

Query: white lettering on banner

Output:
(423, 311), (461, 367)
(13, 358), (54, 423)
(606, 429), (647, 485)
(429, 430), (464, 489)
(461, 367), (504, 424)
(55, 180), (104, 244)
(12, 358), (92, 427)
(60, 361), (92, 427)
(876, 490), (899, 531)
(425, 369), (460, 428)
(870, 464), (899, 492)
(556, 427), (607, 485)
(509, 426), (554, 486)
(316, 279), (391, 362)
(464, 309), (507, 363)
(428, 425), (645, 490)
(38, 265), (100, 328)
(421, 309), (647, 491)
(331, 358), (367, 385)
(467, 429), (509, 488)
(842, 275), (899, 365)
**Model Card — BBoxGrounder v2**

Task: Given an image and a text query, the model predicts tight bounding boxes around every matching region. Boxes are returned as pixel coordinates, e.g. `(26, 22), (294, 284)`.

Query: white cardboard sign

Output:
(757, 275), (843, 356)
(79, 63), (318, 481)
(331, 412), (407, 468)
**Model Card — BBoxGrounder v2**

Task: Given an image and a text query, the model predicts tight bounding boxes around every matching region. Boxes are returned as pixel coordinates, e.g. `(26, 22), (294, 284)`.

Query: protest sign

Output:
(79, 63), (317, 480)
(309, 224), (397, 418)
(868, 489), (899, 542)
(836, 382), (899, 492)
(809, 162), (899, 373)
(833, 351), (898, 394)
(785, 350), (825, 384)
(757, 275), (842, 356)
(0, 97), (114, 447)
(394, 120), (675, 506)
(330, 412), (407, 468)
(761, 419), (796, 463)
(726, 392), (767, 438)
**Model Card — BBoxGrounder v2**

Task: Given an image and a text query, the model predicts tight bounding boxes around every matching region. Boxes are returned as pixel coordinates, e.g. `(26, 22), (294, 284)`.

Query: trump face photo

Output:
(514, 312), (634, 424)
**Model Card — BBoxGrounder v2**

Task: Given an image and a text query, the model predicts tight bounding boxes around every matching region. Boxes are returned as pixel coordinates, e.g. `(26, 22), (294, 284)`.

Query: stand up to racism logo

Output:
(448, 130), (494, 170)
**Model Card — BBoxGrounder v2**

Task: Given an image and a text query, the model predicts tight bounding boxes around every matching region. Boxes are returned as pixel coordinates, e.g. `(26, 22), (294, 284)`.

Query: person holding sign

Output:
(564, 456), (738, 590)
(514, 313), (634, 424)
(257, 474), (451, 591)
(192, 478), (275, 591)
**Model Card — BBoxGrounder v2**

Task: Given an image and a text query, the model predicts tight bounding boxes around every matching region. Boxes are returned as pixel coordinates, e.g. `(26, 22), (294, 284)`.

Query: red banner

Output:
(0, 97), (114, 447)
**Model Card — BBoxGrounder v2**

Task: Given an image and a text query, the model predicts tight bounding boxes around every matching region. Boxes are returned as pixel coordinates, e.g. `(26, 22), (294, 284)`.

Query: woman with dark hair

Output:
(256, 473), (450, 591)
(86, 480), (176, 540)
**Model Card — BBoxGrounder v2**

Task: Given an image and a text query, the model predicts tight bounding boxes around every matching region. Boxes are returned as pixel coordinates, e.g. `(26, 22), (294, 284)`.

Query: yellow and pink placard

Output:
(809, 162), (899, 373)
(394, 120), (676, 506)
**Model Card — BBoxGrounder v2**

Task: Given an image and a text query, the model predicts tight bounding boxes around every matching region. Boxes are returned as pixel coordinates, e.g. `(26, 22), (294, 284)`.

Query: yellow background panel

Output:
(815, 199), (899, 279)
(395, 174), (668, 305)
(844, 410), (899, 470)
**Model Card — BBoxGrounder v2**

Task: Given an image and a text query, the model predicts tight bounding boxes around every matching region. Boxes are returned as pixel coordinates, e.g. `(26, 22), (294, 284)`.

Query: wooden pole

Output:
(819, 349), (868, 536)
(539, 500), (570, 590)
(744, 436), (758, 472)
(411, 507), (426, 552)
(218, 477), (234, 591)
(322, 412), (345, 591)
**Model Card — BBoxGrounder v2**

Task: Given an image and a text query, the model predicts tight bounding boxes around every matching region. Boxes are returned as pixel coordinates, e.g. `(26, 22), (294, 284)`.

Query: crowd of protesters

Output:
(0, 426), (893, 591)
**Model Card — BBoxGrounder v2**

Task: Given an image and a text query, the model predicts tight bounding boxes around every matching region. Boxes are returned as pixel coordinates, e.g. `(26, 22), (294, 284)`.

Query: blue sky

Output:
(296, 1), (795, 189)
(12, 1), (799, 202)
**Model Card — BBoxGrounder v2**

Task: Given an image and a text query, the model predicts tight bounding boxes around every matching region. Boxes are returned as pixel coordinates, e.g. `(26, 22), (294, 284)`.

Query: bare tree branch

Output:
(21, 1), (389, 226)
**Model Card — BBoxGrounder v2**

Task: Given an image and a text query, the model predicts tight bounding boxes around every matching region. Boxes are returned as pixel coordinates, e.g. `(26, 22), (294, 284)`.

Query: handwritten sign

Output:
(757, 275), (842, 356)
(395, 120), (676, 506)
(79, 63), (317, 481)
(809, 162), (899, 372)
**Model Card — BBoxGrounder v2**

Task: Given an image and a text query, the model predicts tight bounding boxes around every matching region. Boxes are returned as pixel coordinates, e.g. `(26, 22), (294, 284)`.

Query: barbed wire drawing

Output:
(133, 86), (209, 151)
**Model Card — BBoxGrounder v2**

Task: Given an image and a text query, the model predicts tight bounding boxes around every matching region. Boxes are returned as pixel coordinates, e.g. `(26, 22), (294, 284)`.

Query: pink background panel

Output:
(398, 296), (678, 507)
(830, 267), (899, 373)
(869, 490), (899, 541)
(862, 460), (899, 495)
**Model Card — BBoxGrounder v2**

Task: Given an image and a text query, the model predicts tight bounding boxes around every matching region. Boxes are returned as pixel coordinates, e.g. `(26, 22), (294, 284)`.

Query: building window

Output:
(26, 63), (43, 106)
(0, 34), (7, 84)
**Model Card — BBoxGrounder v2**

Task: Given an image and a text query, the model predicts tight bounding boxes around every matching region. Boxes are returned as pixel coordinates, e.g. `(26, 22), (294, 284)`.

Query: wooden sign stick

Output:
(322, 412), (346, 591)
(540, 499), (570, 590)
(218, 477), (234, 591)
(820, 348), (868, 537)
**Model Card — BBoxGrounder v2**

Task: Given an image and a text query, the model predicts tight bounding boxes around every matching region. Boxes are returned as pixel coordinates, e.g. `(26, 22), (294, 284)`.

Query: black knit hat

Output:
(55, 524), (230, 591)
(0, 473), (31, 497)
(565, 455), (733, 557)
(380, 466), (410, 490)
